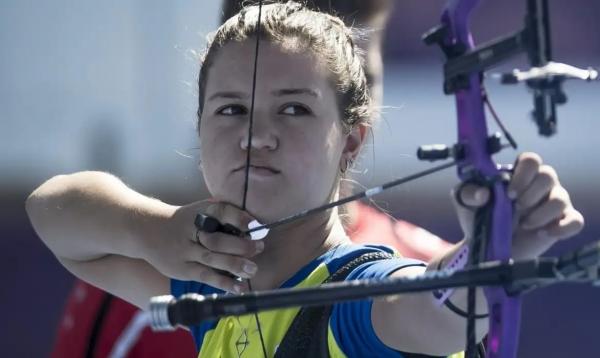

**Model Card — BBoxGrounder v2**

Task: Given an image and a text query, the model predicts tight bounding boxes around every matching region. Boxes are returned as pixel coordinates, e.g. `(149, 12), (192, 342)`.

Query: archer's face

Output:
(199, 39), (349, 222)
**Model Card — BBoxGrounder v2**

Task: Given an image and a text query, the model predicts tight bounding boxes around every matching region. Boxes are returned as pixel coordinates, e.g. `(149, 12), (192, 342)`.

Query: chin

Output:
(249, 198), (321, 226)
(245, 202), (285, 223)
(212, 183), (315, 223)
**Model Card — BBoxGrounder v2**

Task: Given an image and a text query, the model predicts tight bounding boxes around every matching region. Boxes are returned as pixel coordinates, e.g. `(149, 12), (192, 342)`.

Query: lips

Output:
(234, 164), (280, 174)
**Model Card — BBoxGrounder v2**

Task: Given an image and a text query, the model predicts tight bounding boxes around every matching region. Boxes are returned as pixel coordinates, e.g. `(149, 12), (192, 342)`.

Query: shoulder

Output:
(325, 243), (425, 278)
(327, 245), (427, 357)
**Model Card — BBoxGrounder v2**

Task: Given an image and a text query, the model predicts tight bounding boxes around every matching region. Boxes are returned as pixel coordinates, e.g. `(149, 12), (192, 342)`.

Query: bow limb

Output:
(442, 1), (519, 357)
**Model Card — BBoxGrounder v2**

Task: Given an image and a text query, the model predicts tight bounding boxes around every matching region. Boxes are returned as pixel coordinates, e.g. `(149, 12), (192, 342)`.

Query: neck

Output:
(248, 209), (350, 291)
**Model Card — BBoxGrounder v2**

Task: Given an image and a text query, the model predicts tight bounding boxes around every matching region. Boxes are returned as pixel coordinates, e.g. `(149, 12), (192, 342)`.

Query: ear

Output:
(343, 124), (367, 160)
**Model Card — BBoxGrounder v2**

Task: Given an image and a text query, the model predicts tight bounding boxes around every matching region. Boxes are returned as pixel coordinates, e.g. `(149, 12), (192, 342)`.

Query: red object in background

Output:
(51, 204), (452, 357)
(348, 204), (453, 262)
(50, 280), (196, 358)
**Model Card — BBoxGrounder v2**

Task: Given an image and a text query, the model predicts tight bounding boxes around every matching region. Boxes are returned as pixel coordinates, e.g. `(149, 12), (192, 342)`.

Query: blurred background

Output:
(1, 0), (598, 356)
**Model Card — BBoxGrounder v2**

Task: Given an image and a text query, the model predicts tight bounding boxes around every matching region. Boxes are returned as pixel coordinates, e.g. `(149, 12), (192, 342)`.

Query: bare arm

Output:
(26, 171), (175, 309)
(372, 240), (487, 356)
(371, 153), (584, 355)
(26, 171), (264, 309)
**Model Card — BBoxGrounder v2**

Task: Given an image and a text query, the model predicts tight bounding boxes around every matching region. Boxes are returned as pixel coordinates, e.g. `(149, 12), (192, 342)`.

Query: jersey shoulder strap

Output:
(274, 251), (394, 358)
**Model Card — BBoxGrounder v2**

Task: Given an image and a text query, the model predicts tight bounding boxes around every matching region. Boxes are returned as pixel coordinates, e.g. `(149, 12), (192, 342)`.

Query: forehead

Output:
(205, 39), (334, 95)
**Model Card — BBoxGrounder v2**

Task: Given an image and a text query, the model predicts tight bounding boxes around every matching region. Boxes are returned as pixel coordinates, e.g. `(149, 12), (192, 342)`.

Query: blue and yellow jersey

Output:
(171, 244), (459, 357)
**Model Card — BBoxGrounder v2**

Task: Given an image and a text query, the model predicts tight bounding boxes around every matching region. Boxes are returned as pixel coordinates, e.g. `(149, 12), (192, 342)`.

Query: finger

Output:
(520, 187), (569, 230)
(185, 263), (247, 293)
(220, 203), (255, 231)
(511, 228), (557, 260)
(541, 208), (585, 241)
(451, 184), (489, 240)
(179, 200), (218, 239)
(197, 231), (263, 257)
(456, 183), (490, 208)
(203, 202), (255, 239)
(188, 243), (258, 279)
(516, 165), (558, 211)
(507, 152), (542, 199)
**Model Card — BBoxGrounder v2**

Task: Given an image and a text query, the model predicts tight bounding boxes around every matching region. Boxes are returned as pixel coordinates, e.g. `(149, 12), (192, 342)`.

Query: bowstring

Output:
(241, 1), (268, 357)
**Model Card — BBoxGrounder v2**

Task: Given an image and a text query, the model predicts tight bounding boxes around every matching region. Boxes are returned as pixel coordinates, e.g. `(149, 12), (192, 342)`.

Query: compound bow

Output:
(150, 1), (599, 357)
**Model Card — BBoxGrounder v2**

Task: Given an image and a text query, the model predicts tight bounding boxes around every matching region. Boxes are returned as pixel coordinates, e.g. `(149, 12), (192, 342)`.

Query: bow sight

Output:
(422, 0), (597, 138)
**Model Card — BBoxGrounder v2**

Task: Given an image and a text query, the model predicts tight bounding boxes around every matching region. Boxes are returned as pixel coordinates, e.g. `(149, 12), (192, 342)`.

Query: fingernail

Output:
(232, 284), (242, 294)
(243, 262), (257, 275)
(255, 240), (264, 253)
(508, 190), (517, 200)
(475, 189), (487, 202)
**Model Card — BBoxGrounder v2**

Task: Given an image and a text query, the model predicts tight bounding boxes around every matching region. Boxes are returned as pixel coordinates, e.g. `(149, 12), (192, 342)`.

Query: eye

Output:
(279, 103), (312, 116)
(216, 105), (248, 116)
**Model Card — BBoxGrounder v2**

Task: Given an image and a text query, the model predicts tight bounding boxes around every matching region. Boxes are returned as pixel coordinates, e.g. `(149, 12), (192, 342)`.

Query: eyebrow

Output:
(272, 88), (321, 98)
(207, 88), (320, 101)
(208, 91), (248, 101)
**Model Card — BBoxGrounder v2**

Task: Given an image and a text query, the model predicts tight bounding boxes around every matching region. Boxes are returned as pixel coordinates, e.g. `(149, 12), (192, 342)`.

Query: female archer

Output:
(27, 2), (583, 357)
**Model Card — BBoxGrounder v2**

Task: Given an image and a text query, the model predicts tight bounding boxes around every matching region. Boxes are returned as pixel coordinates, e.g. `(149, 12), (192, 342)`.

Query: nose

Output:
(240, 120), (278, 151)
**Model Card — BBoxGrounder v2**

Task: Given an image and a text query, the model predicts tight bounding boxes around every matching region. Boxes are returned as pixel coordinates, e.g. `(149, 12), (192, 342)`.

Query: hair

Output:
(196, 1), (374, 135)
(221, 0), (392, 25)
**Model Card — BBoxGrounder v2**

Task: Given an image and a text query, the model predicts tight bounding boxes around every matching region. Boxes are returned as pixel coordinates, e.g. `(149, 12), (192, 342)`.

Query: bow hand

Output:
(453, 152), (584, 261)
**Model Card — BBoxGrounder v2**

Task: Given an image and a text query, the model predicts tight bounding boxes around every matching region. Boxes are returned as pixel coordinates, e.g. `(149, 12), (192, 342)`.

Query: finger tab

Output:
(195, 213), (220, 233)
